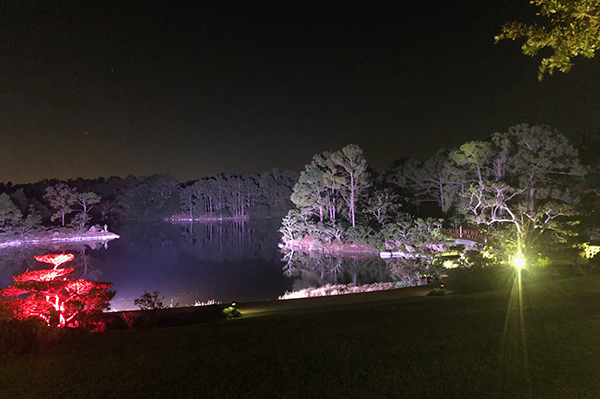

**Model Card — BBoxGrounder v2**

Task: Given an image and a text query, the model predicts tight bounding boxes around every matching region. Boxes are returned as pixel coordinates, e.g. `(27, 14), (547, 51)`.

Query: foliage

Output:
(402, 149), (457, 213)
(345, 225), (377, 247)
(0, 317), (67, 358)
(222, 306), (242, 319)
(71, 192), (101, 232)
(363, 188), (402, 227)
(324, 144), (370, 227)
(45, 183), (77, 226)
(290, 145), (369, 228)
(380, 215), (449, 252)
(134, 290), (165, 311)
(176, 169), (297, 220)
(454, 124), (585, 259)
(0, 192), (23, 234)
(496, 0), (600, 79)
(387, 258), (426, 286)
(121, 312), (142, 329)
(312, 221), (346, 244)
(291, 154), (335, 222)
(279, 210), (313, 241)
(0, 256), (115, 329)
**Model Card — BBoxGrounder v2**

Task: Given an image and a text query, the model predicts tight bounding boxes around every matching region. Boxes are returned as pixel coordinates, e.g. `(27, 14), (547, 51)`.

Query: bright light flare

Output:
(513, 253), (525, 269)
(443, 260), (457, 269)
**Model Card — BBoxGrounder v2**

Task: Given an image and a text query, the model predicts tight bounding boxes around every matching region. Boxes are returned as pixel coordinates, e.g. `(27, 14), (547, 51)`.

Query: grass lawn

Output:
(2, 274), (600, 399)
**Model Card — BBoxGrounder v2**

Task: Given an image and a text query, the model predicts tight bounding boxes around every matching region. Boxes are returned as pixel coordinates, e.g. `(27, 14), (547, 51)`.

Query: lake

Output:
(0, 220), (392, 311)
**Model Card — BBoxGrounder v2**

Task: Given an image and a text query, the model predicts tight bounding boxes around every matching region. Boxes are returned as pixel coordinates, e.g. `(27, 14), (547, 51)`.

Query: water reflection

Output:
(281, 250), (392, 295)
(97, 220), (288, 310)
(1, 221), (398, 311)
(176, 220), (276, 262)
(0, 240), (112, 289)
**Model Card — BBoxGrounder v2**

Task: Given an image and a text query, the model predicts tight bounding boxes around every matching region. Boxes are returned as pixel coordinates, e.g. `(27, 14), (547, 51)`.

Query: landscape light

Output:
(443, 260), (456, 269)
(513, 253), (525, 269)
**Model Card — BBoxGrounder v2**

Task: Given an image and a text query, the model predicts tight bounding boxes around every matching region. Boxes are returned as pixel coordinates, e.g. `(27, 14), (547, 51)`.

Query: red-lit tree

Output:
(0, 254), (115, 328)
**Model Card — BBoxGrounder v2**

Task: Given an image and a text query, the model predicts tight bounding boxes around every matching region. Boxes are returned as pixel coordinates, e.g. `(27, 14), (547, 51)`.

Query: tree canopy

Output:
(496, 0), (600, 79)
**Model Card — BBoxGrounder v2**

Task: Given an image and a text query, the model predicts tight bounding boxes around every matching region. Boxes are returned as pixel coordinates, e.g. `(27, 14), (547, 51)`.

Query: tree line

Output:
(0, 168), (298, 237)
(282, 124), (600, 272)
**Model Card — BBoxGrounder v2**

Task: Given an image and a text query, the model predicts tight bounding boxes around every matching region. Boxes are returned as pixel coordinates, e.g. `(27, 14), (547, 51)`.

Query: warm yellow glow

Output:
(513, 253), (525, 269)
(481, 249), (494, 259)
(582, 244), (600, 259)
(443, 260), (457, 269)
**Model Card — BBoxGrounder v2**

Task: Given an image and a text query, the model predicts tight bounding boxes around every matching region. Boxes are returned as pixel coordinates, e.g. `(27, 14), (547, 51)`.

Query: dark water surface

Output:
(0, 220), (391, 311)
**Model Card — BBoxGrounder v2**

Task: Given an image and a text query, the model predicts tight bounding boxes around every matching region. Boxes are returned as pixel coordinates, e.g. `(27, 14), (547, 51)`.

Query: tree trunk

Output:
(350, 172), (355, 227)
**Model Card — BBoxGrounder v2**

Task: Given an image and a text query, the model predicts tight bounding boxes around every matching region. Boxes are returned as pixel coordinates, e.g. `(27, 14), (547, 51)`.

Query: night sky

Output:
(2, 0), (600, 184)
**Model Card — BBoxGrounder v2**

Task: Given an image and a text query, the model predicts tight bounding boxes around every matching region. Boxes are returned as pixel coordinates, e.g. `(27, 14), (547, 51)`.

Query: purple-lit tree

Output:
(291, 155), (334, 222)
(324, 144), (370, 227)
(71, 192), (101, 232)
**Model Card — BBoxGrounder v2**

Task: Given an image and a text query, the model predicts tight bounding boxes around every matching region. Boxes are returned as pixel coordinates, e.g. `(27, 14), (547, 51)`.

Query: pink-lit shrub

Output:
(0, 254), (115, 329)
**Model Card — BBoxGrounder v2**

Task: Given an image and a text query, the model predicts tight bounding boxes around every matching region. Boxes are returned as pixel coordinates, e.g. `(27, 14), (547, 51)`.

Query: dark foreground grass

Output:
(2, 276), (600, 399)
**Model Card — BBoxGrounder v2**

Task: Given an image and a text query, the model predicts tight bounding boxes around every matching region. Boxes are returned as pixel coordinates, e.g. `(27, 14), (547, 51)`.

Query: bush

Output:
(222, 306), (242, 319)
(345, 226), (376, 247)
(134, 290), (165, 311)
(0, 318), (66, 358)
(395, 281), (413, 288)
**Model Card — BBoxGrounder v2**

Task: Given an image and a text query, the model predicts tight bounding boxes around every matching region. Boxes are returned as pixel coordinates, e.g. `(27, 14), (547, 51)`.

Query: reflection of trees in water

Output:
(70, 247), (104, 280)
(385, 257), (444, 286)
(281, 250), (391, 291)
(0, 241), (110, 287)
(105, 220), (282, 265)
(177, 219), (281, 262)
(0, 247), (32, 287)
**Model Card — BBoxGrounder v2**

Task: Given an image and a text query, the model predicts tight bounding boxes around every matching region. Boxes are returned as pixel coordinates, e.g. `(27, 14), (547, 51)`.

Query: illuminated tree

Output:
(324, 144), (370, 227)
(0, 193), (23, 233)
(496, 0), (600, 79)
(405, 149), (460, 213)
(45, 183), (76, 226)
(0, 254), (115, 329)
(71, 192), (101, 232)
(457, 124), (586, 258)
(364, 187), (402, 227)
(291, 156), (334, 222)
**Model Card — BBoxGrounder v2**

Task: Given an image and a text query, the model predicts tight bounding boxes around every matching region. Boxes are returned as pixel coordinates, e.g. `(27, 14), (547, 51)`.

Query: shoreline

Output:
(165, 215), (250, 222)
(281, 234), (379, 256)
(0, 231), (120, 249)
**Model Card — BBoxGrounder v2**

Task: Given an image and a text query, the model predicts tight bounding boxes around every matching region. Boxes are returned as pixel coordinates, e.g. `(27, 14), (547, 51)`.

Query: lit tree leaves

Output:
(457, 124), (585, 254)
(496, 0), (600, 80)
